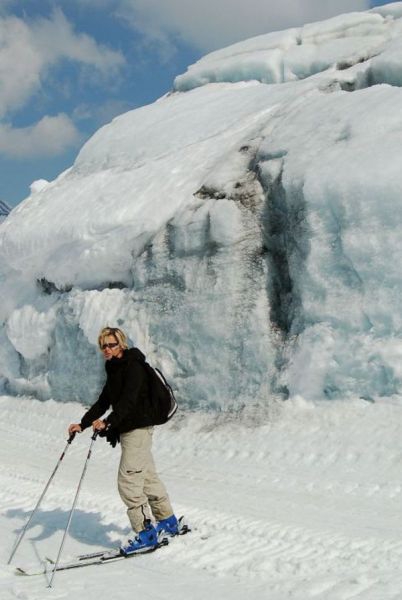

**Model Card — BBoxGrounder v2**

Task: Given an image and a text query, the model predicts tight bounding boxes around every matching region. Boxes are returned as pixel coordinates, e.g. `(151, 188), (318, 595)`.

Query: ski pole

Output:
(7, 432), (76, 565)
(48, 430), (99, 588)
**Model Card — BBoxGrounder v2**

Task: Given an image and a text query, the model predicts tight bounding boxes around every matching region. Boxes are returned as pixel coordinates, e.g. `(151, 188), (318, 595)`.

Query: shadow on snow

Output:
(7, 507), (130, 550)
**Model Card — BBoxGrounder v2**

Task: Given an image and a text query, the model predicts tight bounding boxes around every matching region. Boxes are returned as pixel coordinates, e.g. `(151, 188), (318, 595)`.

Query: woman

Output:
(68, 327), (179, 555)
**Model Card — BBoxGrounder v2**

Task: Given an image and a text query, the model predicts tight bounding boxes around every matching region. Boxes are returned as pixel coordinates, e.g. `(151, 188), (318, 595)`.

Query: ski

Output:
(15, 517), (190, 576)
(15, 540), (168, 576)
(72, 517), (190, 563)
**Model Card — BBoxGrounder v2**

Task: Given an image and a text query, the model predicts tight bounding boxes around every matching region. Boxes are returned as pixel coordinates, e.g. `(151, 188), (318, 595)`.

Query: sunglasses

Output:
(101, 342), (119, 350)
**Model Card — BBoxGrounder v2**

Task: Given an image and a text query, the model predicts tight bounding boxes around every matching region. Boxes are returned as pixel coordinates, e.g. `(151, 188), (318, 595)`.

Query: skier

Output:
(68, 326), (179, 555)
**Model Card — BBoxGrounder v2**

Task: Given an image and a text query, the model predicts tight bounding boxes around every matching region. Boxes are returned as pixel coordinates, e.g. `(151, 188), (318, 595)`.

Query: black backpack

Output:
(137, 357), (178, 425)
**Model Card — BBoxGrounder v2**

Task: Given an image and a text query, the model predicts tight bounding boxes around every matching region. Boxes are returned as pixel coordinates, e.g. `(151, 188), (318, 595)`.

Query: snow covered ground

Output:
(2, 393), (402, 599)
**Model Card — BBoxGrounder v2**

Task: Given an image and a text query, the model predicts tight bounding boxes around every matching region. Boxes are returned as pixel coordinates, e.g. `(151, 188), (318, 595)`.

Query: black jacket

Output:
(80, 348), (154, 433)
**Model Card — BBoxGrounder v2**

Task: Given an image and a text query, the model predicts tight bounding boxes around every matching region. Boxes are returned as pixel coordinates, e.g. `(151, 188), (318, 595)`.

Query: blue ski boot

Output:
(120, 522), (159, 555)
(156, 514), (178, 537)
(156, 515), (190, 537)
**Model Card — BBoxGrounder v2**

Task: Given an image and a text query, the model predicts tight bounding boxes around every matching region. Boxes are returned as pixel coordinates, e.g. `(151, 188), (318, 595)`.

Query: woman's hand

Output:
(92, 419), (107, 432)
(68, 423), (82, 435)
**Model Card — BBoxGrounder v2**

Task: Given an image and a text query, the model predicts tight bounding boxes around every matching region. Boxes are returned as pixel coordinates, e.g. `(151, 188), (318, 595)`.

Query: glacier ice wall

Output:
(1, 4), (402, 409)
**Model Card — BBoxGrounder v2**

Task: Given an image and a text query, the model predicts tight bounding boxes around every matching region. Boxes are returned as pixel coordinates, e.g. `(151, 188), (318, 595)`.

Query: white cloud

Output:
(31, 9), (125, 74)
(0, 10), (125, 118)
(0, 9), (125, 158)
(116, 0), (371, 52)
(0, 16), (42, 118)
(0, 114), (81, 158)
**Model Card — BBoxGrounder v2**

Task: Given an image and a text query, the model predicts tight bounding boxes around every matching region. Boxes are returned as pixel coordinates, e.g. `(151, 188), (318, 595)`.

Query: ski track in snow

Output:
(1, 395), (402, 599)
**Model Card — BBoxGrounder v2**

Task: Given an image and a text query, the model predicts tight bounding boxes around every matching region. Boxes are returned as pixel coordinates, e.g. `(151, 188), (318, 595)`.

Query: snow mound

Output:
(174, 11), (395, 91)
(1, 4), (402, 408)
(30, 179), (49, 194)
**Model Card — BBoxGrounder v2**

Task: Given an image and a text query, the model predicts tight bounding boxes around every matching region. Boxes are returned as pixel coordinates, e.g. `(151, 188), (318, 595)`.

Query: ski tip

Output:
(15, 564), (47, 576)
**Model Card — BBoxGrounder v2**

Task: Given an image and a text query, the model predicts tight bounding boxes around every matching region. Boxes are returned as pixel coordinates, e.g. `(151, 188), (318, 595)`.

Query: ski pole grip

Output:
(91, 430), (99, 441)
(68, 432), (76, 444)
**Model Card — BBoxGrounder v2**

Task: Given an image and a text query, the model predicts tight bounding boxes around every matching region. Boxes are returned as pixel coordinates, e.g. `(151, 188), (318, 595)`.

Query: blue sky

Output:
(0, 0), (390, 207)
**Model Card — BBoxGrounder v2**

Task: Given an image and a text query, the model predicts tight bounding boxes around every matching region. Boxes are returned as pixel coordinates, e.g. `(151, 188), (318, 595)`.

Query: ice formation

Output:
(1, 3), (402, 409)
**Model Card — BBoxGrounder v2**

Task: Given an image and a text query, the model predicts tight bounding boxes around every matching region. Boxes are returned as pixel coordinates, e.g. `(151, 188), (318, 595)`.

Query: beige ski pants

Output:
(117, 427), (174, 532)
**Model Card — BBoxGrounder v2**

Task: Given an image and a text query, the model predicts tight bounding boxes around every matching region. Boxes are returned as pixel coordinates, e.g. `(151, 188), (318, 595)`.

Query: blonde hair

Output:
(98, 327), (129, 350)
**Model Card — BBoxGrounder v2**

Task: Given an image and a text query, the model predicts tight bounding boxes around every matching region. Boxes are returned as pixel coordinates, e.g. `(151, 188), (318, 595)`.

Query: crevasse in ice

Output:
(1, 3), (402, 408)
